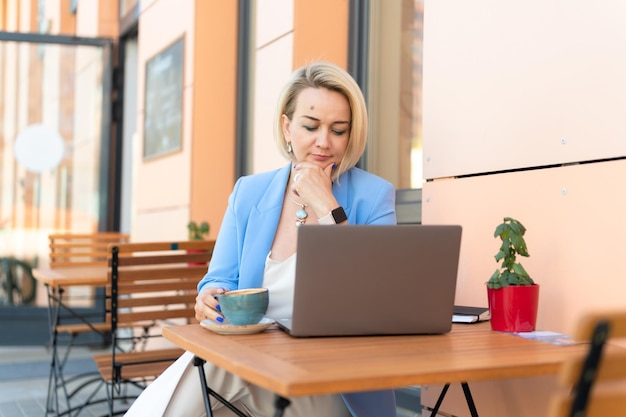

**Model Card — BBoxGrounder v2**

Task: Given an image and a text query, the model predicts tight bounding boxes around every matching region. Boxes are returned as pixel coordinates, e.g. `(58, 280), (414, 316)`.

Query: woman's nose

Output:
(316, 129), (330, 148)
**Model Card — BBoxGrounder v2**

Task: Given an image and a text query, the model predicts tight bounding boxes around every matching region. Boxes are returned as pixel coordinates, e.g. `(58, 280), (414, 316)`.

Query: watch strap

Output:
(318, 206), (347, 224)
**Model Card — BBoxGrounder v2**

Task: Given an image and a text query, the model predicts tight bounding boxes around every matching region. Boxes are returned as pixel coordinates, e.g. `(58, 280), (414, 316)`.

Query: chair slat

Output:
(114, 267), (207, 281)
(93, 348), (185, 381)
(118, 294), (195, 309)
(574, 311), (626, 340)
(115, 252), (212, 266)
(57, 322), (111, 335)
(559, 352), (626, 385)
(117, 280), (199, 293)
(49, 232), (130, 268)
(118, 308), (195, 324)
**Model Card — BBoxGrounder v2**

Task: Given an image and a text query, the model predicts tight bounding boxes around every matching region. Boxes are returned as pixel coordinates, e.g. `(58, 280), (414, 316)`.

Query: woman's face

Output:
(281, 87), (351, 168)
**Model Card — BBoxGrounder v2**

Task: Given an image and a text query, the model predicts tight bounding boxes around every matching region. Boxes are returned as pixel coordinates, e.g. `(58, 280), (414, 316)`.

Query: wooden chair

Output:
(45, 232), (130, 415)
(47, 233), (130, 357)
(92, 240), (214, 416)
(548, 310), (626, 417)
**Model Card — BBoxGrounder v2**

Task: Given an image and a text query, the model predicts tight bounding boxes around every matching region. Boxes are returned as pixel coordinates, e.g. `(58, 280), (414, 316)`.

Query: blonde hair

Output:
(274, 61), (368, 180)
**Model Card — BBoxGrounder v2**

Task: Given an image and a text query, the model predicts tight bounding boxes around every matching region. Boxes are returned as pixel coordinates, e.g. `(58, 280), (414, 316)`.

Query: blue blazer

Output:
(198, 164), (396, 292)
(198, 163), (398, 417)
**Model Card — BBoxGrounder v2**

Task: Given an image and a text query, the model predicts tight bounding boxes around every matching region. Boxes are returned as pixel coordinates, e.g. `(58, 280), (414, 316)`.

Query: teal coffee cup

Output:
(215, 288), (269, 326)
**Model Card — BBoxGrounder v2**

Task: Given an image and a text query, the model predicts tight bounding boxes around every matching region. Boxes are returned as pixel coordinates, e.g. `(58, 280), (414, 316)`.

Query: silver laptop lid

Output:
(283, 224), (462, 337)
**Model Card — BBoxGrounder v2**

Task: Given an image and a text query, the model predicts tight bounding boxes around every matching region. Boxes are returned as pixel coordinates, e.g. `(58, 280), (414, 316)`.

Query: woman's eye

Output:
(303, 125), (318, 132)
(332, 129), (347, 135)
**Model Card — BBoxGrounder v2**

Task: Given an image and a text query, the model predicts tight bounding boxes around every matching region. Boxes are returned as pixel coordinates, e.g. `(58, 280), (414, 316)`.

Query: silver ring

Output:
(294, 172), (302, 183)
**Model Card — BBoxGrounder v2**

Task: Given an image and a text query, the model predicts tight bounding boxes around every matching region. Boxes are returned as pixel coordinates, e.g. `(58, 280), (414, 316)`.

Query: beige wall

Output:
(132, 0), (196, 242)
(421, 1), (626, 415)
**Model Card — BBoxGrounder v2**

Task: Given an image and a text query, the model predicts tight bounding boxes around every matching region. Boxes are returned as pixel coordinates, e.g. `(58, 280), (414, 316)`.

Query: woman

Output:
(125, 61), (397, 417)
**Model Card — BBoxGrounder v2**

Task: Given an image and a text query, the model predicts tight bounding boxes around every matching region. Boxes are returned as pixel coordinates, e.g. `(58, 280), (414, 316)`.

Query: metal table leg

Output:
(45, 285), (72, 416)
(273, 396), (291, 417)
(430, 382), (479, 417)
(44, 285), (105, 417)
(193, 355), (249, 417)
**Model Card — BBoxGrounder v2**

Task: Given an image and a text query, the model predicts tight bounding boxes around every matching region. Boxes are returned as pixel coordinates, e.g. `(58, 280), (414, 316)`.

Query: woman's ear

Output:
(281, 114), (291, 139)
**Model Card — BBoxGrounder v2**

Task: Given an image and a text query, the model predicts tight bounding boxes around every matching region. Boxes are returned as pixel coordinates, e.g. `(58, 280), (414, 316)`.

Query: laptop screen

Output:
(279, 224), (462, 337)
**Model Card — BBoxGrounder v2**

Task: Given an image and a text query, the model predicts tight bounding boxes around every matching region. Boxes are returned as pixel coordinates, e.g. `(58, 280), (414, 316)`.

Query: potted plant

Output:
(486, 217), (539, 332)
(187, 221), (210, 266)
(187, 221), (210, 241)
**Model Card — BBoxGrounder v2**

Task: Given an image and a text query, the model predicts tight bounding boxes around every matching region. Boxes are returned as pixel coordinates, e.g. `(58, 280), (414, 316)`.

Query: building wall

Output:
(128, 0), (239, 242)
(131, 0), (197, 241)
(251, 0), (349, 175)
(189, 1), (238, 241)
(420, 1), (626, 415)
(129, 0), (349, 241)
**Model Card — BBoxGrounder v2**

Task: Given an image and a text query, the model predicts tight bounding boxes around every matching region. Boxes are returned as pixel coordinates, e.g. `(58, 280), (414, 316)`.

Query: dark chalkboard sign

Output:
(143, 37), (184, 159)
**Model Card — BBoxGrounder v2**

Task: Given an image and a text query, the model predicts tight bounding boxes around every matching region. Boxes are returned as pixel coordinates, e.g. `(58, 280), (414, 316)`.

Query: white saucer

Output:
(200, 317), (275, 335)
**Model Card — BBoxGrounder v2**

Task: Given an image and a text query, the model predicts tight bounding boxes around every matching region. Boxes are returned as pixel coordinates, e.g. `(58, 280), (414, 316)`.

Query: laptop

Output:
(276, 224), (462, 337)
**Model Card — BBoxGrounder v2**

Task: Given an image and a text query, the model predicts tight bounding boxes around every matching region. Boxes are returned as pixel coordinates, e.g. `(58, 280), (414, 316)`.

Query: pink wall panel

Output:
(422, 0), (626, 179)
(423, 160), (626, 336)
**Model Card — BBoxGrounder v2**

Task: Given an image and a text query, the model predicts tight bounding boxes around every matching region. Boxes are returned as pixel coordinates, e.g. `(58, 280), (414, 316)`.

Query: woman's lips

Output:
(311, 154), (330, 161)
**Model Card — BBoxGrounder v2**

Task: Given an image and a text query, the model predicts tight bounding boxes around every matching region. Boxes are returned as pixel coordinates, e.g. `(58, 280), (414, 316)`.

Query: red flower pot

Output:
(487, 284), (539, 332)
(187, 249), (208, 266)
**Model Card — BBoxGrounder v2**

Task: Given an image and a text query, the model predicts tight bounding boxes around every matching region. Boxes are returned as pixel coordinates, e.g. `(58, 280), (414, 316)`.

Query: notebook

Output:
(452, 306), (491, 323)
(276, 224), (462, 337)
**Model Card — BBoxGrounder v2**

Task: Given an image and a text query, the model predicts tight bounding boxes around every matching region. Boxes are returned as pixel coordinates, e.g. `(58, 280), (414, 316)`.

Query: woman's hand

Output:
(291, 162), (338, 217)
(195, 287), (226, 323)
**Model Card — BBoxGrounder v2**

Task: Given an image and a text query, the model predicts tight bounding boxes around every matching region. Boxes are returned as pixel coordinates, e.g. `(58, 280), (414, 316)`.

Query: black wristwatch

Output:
(318, 206), (347, 224)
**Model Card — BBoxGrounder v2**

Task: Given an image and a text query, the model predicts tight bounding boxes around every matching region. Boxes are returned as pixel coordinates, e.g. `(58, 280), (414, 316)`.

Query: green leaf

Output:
(512, 263), (530, 278)
(499, 273), (509, 287)
(487, 270), (501, 289)
(494, 223), (507, 238)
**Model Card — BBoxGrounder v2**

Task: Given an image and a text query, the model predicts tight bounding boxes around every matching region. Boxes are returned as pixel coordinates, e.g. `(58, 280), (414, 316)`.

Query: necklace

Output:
(287, 191), (308, 226)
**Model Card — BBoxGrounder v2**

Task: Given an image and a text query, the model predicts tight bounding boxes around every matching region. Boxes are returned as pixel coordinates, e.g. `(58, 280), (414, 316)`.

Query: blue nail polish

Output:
(332, 163), (336, 169)
(216, 304), (221, 312)
(293, 164), (297, 169)
(216, 316), (224, 323)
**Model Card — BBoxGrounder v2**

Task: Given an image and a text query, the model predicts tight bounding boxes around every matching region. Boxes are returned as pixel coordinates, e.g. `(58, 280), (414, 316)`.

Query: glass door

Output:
(0, 32), (113, 344)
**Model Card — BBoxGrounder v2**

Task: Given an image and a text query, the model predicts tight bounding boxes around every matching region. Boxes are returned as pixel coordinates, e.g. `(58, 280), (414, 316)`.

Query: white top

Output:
(262, 252), (296, 320)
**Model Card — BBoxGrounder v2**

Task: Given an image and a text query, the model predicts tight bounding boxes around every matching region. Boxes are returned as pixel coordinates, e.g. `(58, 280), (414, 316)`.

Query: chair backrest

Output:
(107, 240), (215, 344)
(49, 232), (131, 268)
(395, 188), (422, 224)
(548, 310), (626, 417)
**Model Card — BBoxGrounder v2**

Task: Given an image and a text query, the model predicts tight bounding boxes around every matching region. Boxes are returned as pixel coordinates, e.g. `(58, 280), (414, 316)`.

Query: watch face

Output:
(332, 207), (347, 224)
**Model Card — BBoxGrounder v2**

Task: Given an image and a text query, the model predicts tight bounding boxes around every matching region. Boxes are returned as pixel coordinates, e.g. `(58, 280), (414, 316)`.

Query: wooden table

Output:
(32, 266), (109, 288)
(32, 266), (109, 417)
(163, 322), (591, 416)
